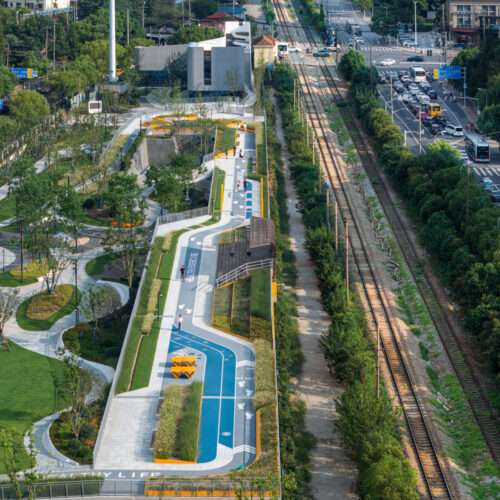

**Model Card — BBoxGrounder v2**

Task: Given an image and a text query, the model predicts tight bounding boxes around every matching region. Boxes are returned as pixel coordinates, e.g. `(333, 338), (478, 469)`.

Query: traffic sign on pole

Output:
(436, 65), (462, 79)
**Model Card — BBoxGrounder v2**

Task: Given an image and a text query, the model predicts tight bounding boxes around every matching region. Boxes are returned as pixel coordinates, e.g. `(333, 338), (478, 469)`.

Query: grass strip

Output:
(213, 168), (225, 215)
(212, 284), (232, 331)
(253, 339), (276, 410)
(249, 269), (272, 340)
(0, 270), (36, 287)
(9, 260), (49, 279)
(154, 385), (184, 459)
(176, 381), (203, 461)
(231, 277), (250, 336)
(16, 285), (81, 331)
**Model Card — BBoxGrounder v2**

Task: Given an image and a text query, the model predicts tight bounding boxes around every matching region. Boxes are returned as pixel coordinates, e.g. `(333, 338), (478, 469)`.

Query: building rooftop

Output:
(253, 35), (277, 47)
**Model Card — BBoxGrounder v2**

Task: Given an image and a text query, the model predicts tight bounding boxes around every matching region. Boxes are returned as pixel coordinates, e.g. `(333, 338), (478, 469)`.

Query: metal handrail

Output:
(158, 206), (209, 225)
(215, 258), (274, 288)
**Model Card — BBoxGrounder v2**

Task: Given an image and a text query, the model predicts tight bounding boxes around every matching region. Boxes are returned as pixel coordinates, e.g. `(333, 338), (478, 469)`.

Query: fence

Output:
(157, 206), (209, 225)
(0, 480), (143, 499)
(145, 477), (279, 497)
(215, 258), (274, 288)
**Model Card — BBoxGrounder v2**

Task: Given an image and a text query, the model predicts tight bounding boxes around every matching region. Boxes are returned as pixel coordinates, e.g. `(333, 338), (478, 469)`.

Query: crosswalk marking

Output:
(473, 167), (497, 176)
(236, 360), (256, 368)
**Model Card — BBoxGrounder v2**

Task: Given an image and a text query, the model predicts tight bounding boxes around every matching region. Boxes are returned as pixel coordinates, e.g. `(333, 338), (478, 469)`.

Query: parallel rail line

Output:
(272, 1), (453, 497)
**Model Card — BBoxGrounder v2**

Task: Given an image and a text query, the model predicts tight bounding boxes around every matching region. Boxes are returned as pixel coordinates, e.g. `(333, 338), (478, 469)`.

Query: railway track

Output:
(272, 1), (453, 498)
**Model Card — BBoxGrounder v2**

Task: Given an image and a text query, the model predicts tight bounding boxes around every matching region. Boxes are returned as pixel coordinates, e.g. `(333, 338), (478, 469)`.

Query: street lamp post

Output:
(74, 259), (79, 324)
(478, 87), (488, 108)
(414, 1), (418, 47)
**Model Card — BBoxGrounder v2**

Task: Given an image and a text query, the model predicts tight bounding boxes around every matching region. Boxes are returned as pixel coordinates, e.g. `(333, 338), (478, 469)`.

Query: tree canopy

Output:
(0, 65), (17, 97)
(9, 89), (50, 127)
(167, 25), (223, 44)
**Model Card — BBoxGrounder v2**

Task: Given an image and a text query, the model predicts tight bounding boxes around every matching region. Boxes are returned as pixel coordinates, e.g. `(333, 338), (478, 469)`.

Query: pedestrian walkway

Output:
(273, 93), (358, 499)
(94, 130), (258, 475)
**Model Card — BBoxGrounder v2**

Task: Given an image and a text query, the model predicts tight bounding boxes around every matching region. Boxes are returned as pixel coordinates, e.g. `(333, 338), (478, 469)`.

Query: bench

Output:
(172, 355), (197, 367)
(171, 365), (196, 379)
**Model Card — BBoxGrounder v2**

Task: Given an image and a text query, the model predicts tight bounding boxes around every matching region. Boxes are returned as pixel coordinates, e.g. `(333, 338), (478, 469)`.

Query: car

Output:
(379, 58), (396, 66)
(325, 45), (337, 52)
(402, 93), (414, 103)
(444, 123), (464, 137)
(490, 191), (500, 202)
(433, 115), (447, 124)
(313, 49), (329, 57)
(37, 87), (51, 94)
(402, 40), (418, 47)
(407, 55), (424, 62)
(429, 123), (443, 134)
(399, 71), (409, 79)
(416, 110), (428, 119)
(354, 36), (364, 45)
(422, 116), (433, 126)
(288, 46), (301, 52)
(427, 89), (437, 99)
(482, 177), (495, 191)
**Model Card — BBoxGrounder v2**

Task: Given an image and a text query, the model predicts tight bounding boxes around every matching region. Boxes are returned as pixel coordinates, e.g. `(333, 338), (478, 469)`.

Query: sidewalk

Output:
(94, 131), (259, 475)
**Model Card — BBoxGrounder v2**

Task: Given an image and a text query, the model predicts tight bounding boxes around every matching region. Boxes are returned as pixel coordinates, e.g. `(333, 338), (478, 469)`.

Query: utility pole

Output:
(181, 0), (185, 28)
(390, 74), (394, 119)
(293, 79), (296, 109)
(126, 8), (130, 46)
(75, 0), (78, 21)
(326, 187), (330, 230)
(463, 66), (467, 108)
(45, 26), (49, 58)
(20, 219), (24, 283)
(369, 46), (373, 89)
(376, 319), (380, 399)
(465, 162), (470, 230)
(334, 201), (338, 251)
(414, 1), (418, 47)
(418, 105), (422, 154)
(109, 0), (116, 82)
(5, 43), (9, 68)
(142, 1), (145, 29)
(189, 0), (191, 22)
(53, 19), (56, 72)
(74, 260), (79, 324)
(345, 220), (349, 303)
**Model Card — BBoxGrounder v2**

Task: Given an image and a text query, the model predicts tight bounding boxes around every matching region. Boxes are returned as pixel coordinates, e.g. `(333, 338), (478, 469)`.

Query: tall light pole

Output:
(414, 1), (418, 47)
(109, 0), (117, 82)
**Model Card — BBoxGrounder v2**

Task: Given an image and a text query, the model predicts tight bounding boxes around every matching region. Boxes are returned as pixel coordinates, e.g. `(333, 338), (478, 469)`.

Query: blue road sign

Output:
(11, 68), (28, 78)
(495, 24), (499, 30)
(0, 99), (3, 111)
(438, 65), (462, 80)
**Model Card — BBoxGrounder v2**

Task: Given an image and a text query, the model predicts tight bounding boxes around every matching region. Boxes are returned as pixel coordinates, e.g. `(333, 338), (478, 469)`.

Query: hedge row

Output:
(273, 61), (419, 499)
(154, 385), (184, 459)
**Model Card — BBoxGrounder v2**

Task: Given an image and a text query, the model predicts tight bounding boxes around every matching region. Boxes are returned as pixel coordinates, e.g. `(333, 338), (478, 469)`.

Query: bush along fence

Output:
(272, 61), (420, 498)
(339, 49), (500, 497)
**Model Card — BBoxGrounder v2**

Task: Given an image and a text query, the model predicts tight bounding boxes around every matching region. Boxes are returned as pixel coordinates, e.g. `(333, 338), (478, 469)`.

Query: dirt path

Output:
(272, 93), (358, 499)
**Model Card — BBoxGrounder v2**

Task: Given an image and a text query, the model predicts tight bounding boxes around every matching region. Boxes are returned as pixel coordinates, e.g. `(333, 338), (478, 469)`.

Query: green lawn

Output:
(85, 253), (117, 277)
(212, 168), (225, 215)
(250, 269), (272, 340)
(16, 285), (81, 331)
(0, 197), (16, 221)
(0, 343), (65, 473)
(176, 381), (203, 461)
(212, 277), (250, 337)
(0, 270), (37, 287)
(214, 127), (237, 155)
(212, 284), (232, 331)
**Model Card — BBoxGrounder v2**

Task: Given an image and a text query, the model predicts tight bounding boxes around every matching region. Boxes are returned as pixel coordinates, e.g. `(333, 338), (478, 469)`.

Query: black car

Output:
(427, 89), (437, 99)
(433, 115), (448, 124)
(407, 55), (425, 62)
(422, 116), (433, 127)
(429, 123), (443, 135)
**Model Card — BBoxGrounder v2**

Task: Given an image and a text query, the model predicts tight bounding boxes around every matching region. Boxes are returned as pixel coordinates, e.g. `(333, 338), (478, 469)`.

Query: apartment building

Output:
(3, 0), (70, 11)
(447, 0), (500, 43)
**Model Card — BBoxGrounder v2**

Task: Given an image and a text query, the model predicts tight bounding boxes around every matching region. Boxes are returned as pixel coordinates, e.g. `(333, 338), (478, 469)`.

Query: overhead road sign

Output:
(433, 65), (461, 80)
(10, 68), (38, 79)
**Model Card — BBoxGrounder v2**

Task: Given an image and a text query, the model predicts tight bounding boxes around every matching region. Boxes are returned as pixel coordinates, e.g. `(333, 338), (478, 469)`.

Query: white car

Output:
(445, 123), (464, 137)
(288, 46), (301, 53)
(402, 40), (418, 47)
(379, 58), (396, 66)
(402, 93), (414, 103)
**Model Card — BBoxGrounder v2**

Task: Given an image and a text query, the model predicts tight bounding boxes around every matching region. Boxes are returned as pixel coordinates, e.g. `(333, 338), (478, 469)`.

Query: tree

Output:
(47, 70), (83, 97)
(0, 427), (43, 500)
(167, 26), (222, 45)
(103, 223), (149, 289)
(157, 168), (187, 213)
(0, 289), (20, 350)
(0, 65), (17, 97)
(0, 116), (17, 149)
(66, 58), (100, 87)
(80, 283), (121, 341)
(79, 39), (127, 73)
(105, 172), (146, 225)
(9, 90), (50, 127)
(353, 0), (371, 13)
(225, 65), (244, 97)
(21, 51), (50, 77)
(57, 188), (86, 250)
(338, 50), (365, 81)
(56, 347), (102, 439)
(478, 104), (500, 142)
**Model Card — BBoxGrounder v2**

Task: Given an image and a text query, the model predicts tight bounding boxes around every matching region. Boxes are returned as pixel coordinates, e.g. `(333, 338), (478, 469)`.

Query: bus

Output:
(346, 21), (362, 36)
(410, 66), (427, 83)
(277, 42), (288, 59)
(428, 103), (441, 116)
(465, 133), (490, 163)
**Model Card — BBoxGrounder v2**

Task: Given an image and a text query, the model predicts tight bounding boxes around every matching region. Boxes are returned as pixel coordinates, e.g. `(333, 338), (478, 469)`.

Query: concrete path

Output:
(273, 94), (358, 499)
(94, 131), (258, 475)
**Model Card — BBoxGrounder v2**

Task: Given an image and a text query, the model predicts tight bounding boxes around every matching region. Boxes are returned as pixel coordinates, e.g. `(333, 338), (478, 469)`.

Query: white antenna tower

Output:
(109, 0), (116, 82)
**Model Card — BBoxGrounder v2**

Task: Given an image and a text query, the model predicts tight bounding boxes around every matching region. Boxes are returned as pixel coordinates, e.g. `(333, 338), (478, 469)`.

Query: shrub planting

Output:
(154, 385), (183, 460)
(253, 339), (275, 410)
